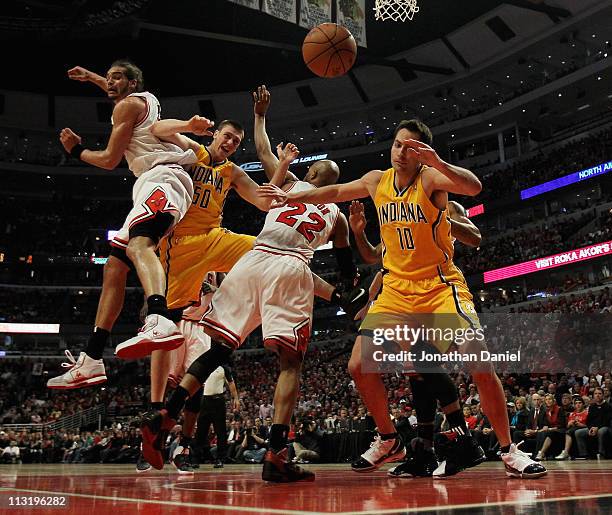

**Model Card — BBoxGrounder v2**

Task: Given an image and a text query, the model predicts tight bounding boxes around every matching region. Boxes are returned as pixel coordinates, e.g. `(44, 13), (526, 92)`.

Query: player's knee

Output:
(126, 236), (154, 260)
(348, 353), (363, 379)
(103, 255), (130, 280)
(279, 349), (302, 373)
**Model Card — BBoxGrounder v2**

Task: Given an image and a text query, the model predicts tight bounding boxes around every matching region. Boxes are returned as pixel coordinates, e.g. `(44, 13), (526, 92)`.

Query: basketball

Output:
(302, 23), (357, 78)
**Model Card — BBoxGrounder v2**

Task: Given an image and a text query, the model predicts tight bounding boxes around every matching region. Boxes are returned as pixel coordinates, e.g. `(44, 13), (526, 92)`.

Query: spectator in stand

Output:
(463, 405), (478, 430)
(351, 406), (375, 432)
(1, 440), (20, 464)
(575, 387), (612, 459)
(555, 397), (589, 460)
(258, 400), (273, 420)
(466, 384), (480, 405)
(512, 393), (546, 456)
(535, 394), (567, 460)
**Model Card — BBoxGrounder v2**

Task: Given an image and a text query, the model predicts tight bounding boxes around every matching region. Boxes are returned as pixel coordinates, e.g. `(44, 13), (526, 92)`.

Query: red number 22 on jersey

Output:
(276, 203), (326, 243)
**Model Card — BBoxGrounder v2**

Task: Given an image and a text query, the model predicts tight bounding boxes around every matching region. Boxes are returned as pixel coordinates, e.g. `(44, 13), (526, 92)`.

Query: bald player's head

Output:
(304, 159), (340, 187)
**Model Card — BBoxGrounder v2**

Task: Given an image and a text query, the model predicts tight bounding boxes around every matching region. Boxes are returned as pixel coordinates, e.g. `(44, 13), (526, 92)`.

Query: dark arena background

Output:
(0, 1), (611, 514)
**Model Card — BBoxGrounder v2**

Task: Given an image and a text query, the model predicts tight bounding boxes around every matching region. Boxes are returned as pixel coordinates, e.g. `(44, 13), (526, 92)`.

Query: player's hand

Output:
(276, 142), (299, 163)
(349, 200), (367, 234)
(253, 85), (271, 116)
(232, 398), (241, 411)
(187, 115), (214, 136)
(59, 128), (82, 153)
(257, 183), (288, 208)
(201, 281), (218, 296)
(402, 139), (443, 168)
(67, 66), (92, 82)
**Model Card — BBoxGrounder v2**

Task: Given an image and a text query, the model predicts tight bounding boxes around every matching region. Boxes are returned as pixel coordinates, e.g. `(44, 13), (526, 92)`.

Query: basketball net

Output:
(374, 0), (419, 22)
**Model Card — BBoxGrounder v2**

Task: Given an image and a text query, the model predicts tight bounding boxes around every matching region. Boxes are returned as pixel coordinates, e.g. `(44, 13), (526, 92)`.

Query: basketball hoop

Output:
(374, 0), (419, 22)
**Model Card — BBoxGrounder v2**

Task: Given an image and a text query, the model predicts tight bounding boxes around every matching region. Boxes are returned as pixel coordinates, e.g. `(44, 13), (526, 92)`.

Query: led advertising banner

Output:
(520, 160), (612, 200)
(0, 323), (60, 334)
(484, 241), (612, 283)
(240, 153), (329, 173)
(466, 204), (484, 217)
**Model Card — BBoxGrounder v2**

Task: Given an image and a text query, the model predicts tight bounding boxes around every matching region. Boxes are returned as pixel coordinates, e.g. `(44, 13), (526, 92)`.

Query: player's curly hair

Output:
(393, 119), (433, 146)
(111, 59), (144, 92)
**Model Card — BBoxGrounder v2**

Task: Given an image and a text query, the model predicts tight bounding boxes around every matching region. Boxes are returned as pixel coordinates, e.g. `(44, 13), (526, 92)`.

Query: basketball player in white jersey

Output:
(140, 142), (352, 482)
(50, 60), (212, 389)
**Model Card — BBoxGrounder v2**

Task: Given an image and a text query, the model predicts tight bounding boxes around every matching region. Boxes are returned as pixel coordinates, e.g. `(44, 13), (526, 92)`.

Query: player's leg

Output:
(262, 346), (314, 482)
(171, 388), (201, 474)
(141, 253), (258, 469)
(348, 335), (406, 472)
(47, 249), (130, 389)
(388, 375), (438, 478)
(116, 166), (194, 359)
(443, 279), (546, 478)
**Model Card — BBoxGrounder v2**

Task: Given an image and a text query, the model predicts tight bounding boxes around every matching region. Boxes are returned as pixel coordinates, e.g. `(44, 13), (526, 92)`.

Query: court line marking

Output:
(334, 492), (612, 515)
(0, 487), (320, 515)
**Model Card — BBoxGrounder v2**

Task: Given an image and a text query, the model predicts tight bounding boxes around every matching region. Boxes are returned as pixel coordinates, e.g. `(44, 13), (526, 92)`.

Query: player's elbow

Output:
(466, 179), (482, 196)
(466, 231), (482, 248)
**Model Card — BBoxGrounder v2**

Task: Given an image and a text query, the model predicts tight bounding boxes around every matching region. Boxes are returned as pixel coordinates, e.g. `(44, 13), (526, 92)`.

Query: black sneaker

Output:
(172, 445), (195, 475)
(388, 438), (438, 478)
(262, 449), (315, 483)
(213, 459), (224, 469)
(136, 452), (152, 473)
(352, 435), (406, 473)
(433, 431), (486, 477)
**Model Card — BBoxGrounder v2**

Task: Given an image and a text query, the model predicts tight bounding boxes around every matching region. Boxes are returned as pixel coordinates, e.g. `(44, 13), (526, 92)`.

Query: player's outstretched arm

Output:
(231, 165), (275, 212)
(258, 170), (381, 206)
(253, 85), (299, 185)
(448, 201), (482, 247)
(68, 66), (108, 92)
(59, 98), (142, 170)
(269, 142), (299, 187)
(150, 116), (214, 153)
(349, 201), (382, 264)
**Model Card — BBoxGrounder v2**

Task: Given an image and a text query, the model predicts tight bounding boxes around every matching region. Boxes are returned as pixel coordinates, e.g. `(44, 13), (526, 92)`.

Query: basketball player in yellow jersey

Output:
(259, 119), (546, 479)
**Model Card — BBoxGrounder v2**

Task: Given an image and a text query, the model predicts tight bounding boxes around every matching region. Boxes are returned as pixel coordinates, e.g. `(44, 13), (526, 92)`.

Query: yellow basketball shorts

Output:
(360, 266), (480, 354)
(160, 227), (256, 309)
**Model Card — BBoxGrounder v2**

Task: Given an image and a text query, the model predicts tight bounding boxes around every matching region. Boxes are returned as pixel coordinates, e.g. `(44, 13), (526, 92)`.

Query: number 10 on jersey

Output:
(396, 227), (415, 251)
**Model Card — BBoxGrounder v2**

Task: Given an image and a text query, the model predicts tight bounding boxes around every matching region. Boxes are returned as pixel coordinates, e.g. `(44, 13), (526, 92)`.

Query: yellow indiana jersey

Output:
(173, 145), (234, 237)
(376, 167), (454, 281)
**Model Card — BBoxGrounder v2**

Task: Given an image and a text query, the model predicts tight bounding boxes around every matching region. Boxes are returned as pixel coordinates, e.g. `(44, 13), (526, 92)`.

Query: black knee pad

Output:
(409, 377), (437, 424)
(420, 372), (459, 409)
(186, 342), (233, 385)
(129, 212), (175, 243)
(185, 387), (203, 414)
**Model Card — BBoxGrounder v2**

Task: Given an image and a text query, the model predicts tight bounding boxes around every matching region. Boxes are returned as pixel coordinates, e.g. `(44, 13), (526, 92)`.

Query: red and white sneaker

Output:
(115, 314), (184, 359)
(47, 350), (107, 389)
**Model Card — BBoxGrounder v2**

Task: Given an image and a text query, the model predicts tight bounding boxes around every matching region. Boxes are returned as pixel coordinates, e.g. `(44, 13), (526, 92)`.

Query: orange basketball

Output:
(302, 23), (357, 78)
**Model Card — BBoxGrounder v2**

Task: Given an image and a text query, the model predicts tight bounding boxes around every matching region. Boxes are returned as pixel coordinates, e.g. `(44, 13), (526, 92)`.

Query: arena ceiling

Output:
(0, 0), (579, 97)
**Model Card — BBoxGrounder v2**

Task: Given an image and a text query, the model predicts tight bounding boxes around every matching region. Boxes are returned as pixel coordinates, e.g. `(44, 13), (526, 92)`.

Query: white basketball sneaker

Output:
(115, 314), (184, 359)
(502, 443), (547, 479)
(47, 350), (107, 389)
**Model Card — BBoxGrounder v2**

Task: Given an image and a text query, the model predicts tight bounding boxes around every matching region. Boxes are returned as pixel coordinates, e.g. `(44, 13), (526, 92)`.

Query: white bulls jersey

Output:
(254, 181), (339, 262)
(114, 92), (196, 177)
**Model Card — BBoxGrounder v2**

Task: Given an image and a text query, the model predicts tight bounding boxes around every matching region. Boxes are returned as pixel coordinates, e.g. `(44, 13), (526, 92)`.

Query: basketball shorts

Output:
(201, 250), (313, 356)
(110, 164), (193, 252)
(167, 319), (211, 388)
(160, 227), (256, 309)
(360, 265), (480, 354)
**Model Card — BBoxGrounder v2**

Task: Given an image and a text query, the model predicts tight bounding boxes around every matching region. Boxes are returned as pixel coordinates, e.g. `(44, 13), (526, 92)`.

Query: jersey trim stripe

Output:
(163, 231), (174, 298)
(450, 283), (476, 330)
(134, 96), (150, 128)
(431, 209), (449, 263)
(253, 244), (309, 263)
